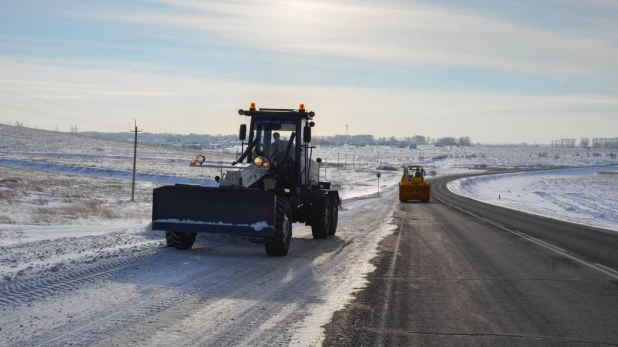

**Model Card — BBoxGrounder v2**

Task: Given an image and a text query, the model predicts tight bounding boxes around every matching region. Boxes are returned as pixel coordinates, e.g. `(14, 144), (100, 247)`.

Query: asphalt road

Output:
(322, 174), (618, 347)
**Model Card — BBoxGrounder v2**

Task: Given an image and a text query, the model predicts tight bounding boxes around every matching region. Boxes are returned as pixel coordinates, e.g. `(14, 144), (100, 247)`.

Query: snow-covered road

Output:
(0, 191), (398, 347)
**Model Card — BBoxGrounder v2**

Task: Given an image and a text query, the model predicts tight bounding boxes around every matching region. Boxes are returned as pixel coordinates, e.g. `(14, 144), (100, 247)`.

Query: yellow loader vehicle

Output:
(399, 165), (431, 202)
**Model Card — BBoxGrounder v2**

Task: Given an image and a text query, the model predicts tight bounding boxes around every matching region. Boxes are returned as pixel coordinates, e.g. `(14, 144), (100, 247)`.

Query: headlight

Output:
(253, 156), (270, 168)
(196, 154), (205, 165)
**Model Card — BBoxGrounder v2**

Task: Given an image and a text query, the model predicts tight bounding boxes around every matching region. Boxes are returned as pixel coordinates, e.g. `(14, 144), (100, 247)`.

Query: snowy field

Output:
(448, 166), (618, 232)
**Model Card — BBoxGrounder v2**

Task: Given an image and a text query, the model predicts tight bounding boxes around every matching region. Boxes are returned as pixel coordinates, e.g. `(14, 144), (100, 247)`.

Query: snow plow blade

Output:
(152, 185), (275, 238)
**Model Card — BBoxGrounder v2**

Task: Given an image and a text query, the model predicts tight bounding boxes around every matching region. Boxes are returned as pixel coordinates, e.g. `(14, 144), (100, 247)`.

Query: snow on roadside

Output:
(448, 166), (618, 232)
(0, 224), (165, 283)
(289, 196), (399, 347)
(324, 168), (400, 200)
(0, 166), (155, 226)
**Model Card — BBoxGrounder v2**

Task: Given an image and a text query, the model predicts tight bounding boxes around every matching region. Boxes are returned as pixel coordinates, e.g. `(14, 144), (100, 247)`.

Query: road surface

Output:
(322, 174), (618, 347)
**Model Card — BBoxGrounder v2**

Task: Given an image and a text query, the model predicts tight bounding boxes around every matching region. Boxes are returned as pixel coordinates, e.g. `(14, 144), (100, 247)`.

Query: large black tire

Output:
(328, 195), (339, 236)
(265, 198), (292, 256)
(311, 197), (331, 239)
(166, 231), (197, 249)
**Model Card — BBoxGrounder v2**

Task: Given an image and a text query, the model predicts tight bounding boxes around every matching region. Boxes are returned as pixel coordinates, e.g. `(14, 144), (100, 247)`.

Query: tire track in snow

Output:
(0, 252), (158, 307)
(31, 250), (290, 347)
(90, 197), (398, 347)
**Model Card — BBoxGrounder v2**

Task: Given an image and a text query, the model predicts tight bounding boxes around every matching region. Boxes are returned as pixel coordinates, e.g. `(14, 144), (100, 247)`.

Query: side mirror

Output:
(303, 125), (312, 143)
(239, 124), (247, 141)
(215, 175), (221, 182)
(316, 158), (322, 163)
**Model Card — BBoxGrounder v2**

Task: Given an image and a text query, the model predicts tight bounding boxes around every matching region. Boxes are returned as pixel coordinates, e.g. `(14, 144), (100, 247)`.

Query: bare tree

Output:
(580, 138), (590, 148)
(14, 120), (24, 127)
(69, 125), (79, 134)
(551, 138), (576, 148)
(412, 135), (427, 144)
(592, 138), (618, 149)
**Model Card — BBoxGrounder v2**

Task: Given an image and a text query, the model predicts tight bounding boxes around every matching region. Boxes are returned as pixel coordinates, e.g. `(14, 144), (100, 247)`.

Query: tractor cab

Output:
(227, 102), (319, 191)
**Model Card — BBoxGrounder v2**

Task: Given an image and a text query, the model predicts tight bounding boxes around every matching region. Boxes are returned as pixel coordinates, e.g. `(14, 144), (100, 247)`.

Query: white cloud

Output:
(70, 0), (618, 75)
(1, 58), (615, 143)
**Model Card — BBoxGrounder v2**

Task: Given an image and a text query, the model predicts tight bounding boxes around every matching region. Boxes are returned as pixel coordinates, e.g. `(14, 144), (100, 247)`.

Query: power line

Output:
(0, 103), (128, 130)
(0, 88), (161, 130)
(0, 89), (135, 121)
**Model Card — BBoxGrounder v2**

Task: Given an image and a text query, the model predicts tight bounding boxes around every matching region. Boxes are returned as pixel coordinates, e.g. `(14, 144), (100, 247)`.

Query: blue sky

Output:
(0, 0), (616, 143)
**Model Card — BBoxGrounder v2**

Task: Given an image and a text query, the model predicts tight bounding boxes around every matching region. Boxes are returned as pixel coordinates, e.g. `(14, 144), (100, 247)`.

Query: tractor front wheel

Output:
(265, 197), (292, 256)
(165, 231), (197, 249)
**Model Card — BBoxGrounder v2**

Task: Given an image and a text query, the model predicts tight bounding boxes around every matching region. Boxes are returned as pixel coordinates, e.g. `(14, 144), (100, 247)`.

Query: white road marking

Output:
(480, 217), (505, 228)
(510, 230), (567, 253)
(595, 263), (618, 277)
(435, 196), (618, 281)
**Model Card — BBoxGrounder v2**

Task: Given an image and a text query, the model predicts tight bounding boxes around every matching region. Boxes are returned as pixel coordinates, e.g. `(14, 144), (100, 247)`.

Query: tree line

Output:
(590, 138), (618, 149)
(552, 138), (618, 149)
(312, 135), (473, 147)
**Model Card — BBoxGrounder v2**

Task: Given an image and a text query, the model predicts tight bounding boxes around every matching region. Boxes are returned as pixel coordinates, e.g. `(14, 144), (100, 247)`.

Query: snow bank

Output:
(448, 166), (618, 232)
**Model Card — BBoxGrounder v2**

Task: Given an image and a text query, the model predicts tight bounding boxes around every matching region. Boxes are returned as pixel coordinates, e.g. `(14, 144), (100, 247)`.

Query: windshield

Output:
(406, 167), (424, 177)
(254, 122), (296, 163)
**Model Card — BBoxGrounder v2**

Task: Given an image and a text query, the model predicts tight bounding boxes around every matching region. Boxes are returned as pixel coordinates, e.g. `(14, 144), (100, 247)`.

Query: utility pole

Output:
(337, 152), (340, 172)
(325, 156), (327, 179)
(346, 124), (348, 139)
(130, 120), (143, 202)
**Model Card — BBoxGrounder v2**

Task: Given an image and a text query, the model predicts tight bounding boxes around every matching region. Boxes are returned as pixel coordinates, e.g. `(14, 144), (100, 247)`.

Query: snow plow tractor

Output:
(152, 103), (340, 256)
(399, 165), (431, 202)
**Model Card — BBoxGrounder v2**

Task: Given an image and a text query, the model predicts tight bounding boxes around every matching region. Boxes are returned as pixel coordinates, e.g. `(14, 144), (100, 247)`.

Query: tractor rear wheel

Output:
(265, 197), (292, 256)
(328, 196), (339, 236)
(311, 197), (331, 239)
(166, 231), (197, 249)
